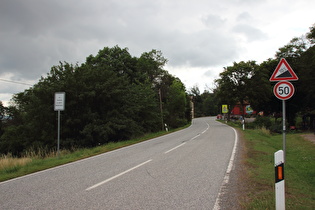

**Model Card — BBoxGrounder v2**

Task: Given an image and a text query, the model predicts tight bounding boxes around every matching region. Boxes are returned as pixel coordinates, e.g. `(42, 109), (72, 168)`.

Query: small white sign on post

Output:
(54, 92), (65, 111)
(54, 92), (65, 158)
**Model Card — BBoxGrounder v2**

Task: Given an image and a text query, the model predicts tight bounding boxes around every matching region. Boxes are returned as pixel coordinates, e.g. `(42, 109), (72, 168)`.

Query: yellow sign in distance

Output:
(222, 105), (228, 113)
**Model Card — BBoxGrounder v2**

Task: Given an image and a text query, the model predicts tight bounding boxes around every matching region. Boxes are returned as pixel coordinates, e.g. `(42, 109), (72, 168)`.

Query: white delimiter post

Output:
(275, 150), (285, 210)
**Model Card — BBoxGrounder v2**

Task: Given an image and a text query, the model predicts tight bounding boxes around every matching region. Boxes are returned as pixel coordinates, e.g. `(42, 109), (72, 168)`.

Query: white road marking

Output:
(202, 122), (210, 134)
(165, 121), (210, 154)
(164, 142), (186, 154)
(213, 126), (238, 210)
(86, 159), (152, 191)
(190, 134), (200, 140)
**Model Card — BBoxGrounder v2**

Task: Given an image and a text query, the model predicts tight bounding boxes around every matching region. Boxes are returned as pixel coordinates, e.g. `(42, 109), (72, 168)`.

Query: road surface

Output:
(0, 117), (237, 209)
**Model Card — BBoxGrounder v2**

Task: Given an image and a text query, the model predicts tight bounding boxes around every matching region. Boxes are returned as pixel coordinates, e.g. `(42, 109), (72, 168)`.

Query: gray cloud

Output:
(201, 14), (227, 29)
(236, 12), (252, 22)
(165, 30), (238, 67)
(232, 24), (268, 42)
(0, 0), (314, 104)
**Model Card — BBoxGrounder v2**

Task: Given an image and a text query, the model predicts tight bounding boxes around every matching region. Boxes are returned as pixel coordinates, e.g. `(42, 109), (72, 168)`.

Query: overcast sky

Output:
(1, 0), (314, 106)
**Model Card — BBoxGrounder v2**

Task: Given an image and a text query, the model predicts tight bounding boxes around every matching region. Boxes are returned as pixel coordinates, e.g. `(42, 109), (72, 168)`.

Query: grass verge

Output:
(235, 125), (315, 209)
(0, 125), (189, 182)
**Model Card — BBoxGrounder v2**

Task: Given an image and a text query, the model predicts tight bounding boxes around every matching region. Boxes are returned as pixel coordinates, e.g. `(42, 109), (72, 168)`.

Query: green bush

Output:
(252, 116), (272, 129)
(269, 123), (282, 133)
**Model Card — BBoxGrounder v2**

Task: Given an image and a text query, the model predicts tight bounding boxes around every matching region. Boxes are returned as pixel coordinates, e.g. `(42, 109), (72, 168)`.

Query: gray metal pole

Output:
(282, 100), (286, 162)
(57, 110), (61, 158)
(159, 88), (164, 131)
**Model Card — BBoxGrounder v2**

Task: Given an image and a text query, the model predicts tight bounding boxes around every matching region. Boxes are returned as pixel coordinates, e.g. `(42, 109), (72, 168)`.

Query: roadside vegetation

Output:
(0, 47), (190, 157)
(227, 120), (315, 209)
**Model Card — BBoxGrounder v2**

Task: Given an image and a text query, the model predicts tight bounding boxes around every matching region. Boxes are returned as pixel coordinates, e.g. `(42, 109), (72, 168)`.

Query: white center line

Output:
(190, 134), (200, 140)
(164, 142), (186, 154)
(202, 123), (210, 134)
(86, 159), (152, 191)
(165, 122), (209, 154)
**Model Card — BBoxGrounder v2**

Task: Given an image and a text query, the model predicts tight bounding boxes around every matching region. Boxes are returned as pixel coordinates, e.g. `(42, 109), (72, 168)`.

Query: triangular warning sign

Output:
(270, 58), (298, 81)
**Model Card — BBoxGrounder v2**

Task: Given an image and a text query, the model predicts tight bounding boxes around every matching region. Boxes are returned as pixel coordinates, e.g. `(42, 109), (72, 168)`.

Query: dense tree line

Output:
(190, 23), (315, 130)
(213, 23), (315, 128)
(0, 46), (190, 156)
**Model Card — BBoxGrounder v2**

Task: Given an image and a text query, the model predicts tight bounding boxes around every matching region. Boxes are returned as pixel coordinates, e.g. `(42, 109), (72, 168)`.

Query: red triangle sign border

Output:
(269, 58), (299, 81)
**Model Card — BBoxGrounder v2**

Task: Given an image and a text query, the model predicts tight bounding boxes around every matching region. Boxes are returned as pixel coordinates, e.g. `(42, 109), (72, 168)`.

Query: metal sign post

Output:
(54, 92), (65, 158)
(57, 110), (61, 157)
(273, 80), (295, 161)
(282, 100), (286, 162)
(270, 58), (298, 210)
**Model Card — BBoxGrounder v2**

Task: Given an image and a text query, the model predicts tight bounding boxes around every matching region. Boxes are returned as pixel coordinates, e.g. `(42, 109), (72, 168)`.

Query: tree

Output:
(164, 77), (188, 128)
(215, 61), (260, 118)
(201, 91), (218, 116)
(0, 46), (188, 156)
(275, 36), (309, 60)
(137, 49), (168, 84)
(189, 86), (202, 117)
(248, 59), (274, 113)
(188, 86), (219, 117)
(306, 23), (315, 45)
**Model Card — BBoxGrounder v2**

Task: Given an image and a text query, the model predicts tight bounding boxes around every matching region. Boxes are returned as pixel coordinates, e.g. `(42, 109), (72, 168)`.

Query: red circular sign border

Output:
(273, 81), (295, 100)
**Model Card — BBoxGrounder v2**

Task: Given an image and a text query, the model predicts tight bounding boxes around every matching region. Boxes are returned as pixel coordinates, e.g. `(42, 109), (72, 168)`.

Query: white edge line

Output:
(86, 159), (152, 191)
(164, 142), (186, 154)
(213, 126), (238, 210)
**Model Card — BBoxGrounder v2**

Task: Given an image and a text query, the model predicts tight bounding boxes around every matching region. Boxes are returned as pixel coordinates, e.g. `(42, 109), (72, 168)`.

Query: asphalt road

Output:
(0, 117), (237, 210)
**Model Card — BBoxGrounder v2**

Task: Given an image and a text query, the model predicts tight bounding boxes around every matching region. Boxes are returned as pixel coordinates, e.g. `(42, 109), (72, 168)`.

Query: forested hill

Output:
(0, 46), (191, 156)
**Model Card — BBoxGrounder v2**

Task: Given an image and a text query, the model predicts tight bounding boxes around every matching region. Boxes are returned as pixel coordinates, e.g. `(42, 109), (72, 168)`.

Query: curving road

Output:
(0, 117), (237, 209)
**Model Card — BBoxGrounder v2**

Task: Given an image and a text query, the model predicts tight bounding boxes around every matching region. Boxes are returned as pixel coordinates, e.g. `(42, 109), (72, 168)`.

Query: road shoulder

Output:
(217, 128), (249, 209)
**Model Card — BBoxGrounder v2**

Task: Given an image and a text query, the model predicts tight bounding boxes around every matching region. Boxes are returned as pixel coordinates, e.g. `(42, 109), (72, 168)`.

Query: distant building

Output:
(230, 103), (256, 116)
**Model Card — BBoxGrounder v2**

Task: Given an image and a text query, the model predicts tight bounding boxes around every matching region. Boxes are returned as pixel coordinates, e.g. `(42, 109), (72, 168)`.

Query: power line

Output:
(0, 78), (33, 86)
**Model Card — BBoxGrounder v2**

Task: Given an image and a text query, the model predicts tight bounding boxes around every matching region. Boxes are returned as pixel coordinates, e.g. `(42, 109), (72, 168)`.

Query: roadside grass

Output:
(234, 123), (315, 209)
(0, 125), (189, 182)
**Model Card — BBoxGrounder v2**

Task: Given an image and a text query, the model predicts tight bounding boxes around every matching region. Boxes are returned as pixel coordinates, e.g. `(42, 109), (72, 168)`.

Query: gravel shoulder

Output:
(216, 128), (249, 209)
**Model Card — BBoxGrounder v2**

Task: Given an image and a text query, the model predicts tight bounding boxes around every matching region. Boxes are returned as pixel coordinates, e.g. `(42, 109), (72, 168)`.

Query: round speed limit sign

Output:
(273, 81), (295, 100)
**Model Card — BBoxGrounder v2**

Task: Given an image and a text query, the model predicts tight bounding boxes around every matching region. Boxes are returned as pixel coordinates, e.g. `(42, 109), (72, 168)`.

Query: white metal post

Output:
(275, 150), (285, 210)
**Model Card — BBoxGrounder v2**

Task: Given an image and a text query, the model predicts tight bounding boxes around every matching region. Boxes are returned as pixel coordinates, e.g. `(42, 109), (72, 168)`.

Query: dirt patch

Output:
(301, 134), (315, 144)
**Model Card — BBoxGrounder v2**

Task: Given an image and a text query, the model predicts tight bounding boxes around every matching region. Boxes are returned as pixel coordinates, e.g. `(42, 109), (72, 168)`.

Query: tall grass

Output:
(0, 154), (32, 173)
(240, 129), (315, 209)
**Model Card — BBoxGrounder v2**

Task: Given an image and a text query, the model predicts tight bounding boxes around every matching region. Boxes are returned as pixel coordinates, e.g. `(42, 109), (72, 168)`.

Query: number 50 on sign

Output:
(273, 81), (295, 100)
